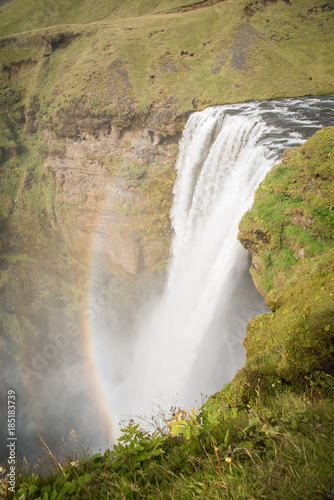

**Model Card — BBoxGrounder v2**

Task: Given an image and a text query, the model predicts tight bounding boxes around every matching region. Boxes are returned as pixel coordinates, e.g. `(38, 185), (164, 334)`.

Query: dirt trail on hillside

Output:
(161, 0), (228, 14)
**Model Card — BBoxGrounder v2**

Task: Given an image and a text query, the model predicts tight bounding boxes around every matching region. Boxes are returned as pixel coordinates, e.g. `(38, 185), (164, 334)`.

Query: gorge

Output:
(93, 95), (334, 425)
(3, 95), (333, 464)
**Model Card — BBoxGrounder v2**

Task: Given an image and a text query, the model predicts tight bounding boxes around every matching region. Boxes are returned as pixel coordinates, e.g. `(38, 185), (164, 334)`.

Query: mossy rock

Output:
(233, 127), (334, 402)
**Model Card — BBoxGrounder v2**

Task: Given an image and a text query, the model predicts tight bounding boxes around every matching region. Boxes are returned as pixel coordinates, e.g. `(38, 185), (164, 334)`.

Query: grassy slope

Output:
(0, 0), (216, 33)
(0, 0), (333, 116)
(10, 389), (334, 499)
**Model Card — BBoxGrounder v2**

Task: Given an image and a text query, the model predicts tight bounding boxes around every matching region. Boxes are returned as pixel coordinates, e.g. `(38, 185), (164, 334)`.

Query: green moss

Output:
(235, 127), (334, 402)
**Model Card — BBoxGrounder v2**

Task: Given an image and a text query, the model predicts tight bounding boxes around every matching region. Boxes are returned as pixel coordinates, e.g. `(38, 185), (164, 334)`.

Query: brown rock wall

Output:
(43, 108), (182, 275)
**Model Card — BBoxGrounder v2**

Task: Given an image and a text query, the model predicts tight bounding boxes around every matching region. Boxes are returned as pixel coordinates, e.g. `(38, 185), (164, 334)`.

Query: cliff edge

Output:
(235, 126), (334, 400)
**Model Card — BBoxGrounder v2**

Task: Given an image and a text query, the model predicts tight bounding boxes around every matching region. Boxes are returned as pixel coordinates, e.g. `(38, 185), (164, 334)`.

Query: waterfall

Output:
(5, 97), (333, 461)
(114, 108), (274, 416)
(107, 95), (334, 421)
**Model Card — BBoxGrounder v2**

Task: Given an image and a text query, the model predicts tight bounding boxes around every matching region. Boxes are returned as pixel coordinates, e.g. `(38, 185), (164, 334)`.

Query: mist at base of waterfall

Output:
(4, 96), (334, 463)
(103, 95), (334, 421)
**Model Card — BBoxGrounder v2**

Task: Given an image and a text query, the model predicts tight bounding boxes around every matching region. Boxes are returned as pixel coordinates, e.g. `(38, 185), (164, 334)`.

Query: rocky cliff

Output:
(234, 127), (334, 400)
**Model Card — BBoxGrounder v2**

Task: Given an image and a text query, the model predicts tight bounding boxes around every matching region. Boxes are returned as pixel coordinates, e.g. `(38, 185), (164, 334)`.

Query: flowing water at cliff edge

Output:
(105, 95), (334, 421)
(5, 96), (334, 463)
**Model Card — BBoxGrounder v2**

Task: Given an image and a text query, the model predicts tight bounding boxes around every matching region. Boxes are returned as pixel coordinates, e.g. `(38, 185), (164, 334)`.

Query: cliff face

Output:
(0, 104), (182, 387)
(235, 127), (334, 400)
(0, 93), (183, 452)
(43, 109), (182, 275)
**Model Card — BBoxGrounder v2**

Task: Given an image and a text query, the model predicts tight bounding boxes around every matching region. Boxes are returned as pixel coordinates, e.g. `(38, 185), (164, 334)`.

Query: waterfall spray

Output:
(4, 97), (333, 461)
(113, 108), (274, 417)
(101, 95), (334, 426)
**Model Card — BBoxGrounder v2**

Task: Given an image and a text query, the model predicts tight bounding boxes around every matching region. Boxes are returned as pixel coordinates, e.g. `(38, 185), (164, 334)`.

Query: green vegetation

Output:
(8, 384), (334, 499)
(240, 127), (334, 291)
(1, 0), (333, 121)
(236, 127), (334, 401)
(1, 0), (334, 497)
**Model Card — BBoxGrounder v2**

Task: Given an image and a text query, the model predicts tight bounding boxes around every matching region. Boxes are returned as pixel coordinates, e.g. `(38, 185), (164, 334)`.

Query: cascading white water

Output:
(7, 96), (334, 461)
(109, 95), (334, 421)
(114, 107), (274, 417)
